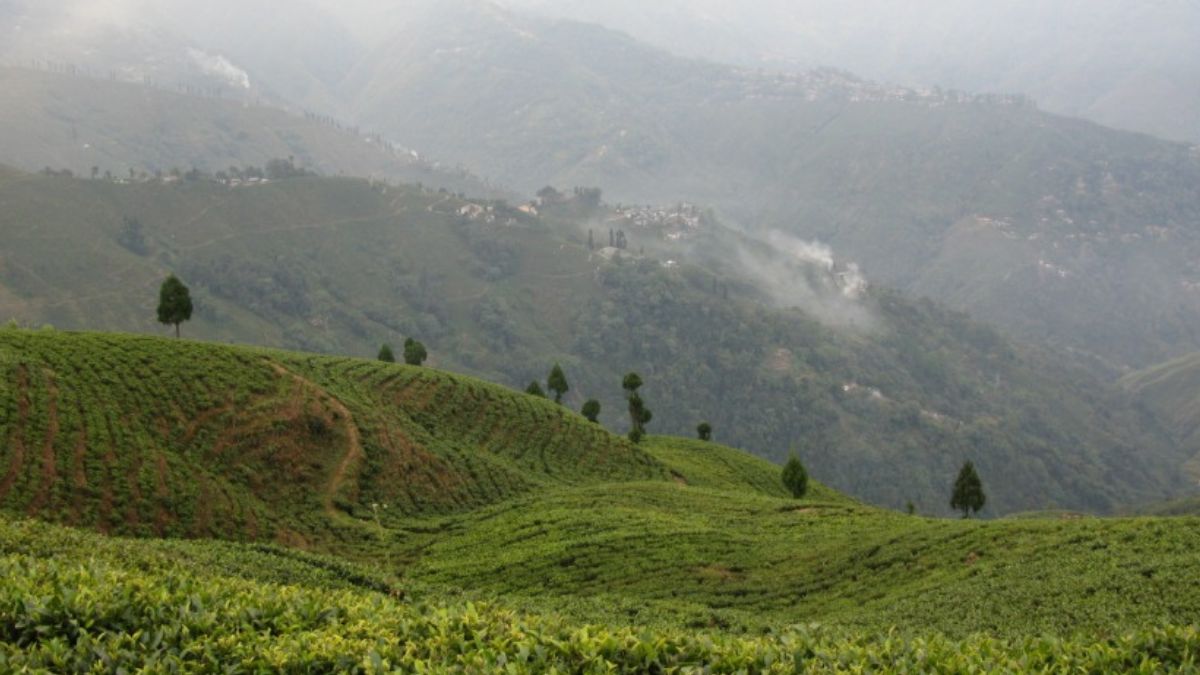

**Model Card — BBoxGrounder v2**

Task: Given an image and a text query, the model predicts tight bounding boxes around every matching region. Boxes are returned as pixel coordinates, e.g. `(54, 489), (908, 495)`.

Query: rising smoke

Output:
(736, 231), (876, 331)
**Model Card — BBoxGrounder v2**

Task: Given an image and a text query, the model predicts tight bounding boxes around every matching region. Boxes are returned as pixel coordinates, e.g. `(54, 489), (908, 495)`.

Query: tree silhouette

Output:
(403, 338), (428, 366)
(156, 275), (193, 338)
(582, 399), (601, 423)
(781, 453), (808, 499)
(378, 344), (396, 363)
(950, 461), (986, 518)
(547, 363), (569, 403)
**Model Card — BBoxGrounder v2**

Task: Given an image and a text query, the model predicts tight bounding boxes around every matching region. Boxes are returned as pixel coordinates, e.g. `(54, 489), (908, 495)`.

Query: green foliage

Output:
(402, 338), (427, 366)
(2, 335), (1200, 653)
(582, 399), (601, 423)
(0, 171), (1188, 514)
(951, 461), (986, 518)
(697, 422), (712, 441)
(622, 372), (643, 394)
(782, 454), (809, 499)
(377, 343), (395, 363)
(526, 381), (546, 398)
(627, 393), (652, 444)
(4, 514), (1199, 672)
(156, 274), (193, 338)
(0, 330), (665, 545)
(547, 363), (569, 403)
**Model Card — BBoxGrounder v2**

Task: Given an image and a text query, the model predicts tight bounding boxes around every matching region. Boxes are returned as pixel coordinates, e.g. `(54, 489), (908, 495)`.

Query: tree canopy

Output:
(951, 461), (986, 518)
(404, 338), (428, 366)
(378, 344), (396, 363)
(156, 275), (193, 338)
(581, 399), (601, 423)
(548, 364), (569, 403)
(782, 454), (808, 499)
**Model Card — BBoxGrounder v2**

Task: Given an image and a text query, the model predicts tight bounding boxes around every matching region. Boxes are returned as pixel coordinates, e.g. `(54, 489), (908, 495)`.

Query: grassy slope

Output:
(4, 518), (1198, 672)
(400, 478), (1200, 638)
(0, 330), (1199, 648)
(0, 173), (1191, 516)
(0, 329), (663, 549)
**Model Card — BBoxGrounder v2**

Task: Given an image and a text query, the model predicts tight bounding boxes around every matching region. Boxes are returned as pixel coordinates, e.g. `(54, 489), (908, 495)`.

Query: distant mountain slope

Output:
(339, 3), (1200, 369)
(0, 173), (1191, 514)
(0, 67), (495, 196)
(498, 0), (1200, 144)
(1122, 353), (1200, 483)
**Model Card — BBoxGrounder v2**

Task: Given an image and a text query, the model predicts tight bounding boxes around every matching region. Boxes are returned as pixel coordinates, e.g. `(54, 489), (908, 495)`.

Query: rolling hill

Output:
(0, 173), (1191, 514)
(0, 330), (666, 547)
(1, 331), (1200, 669)
(4, 515), (1199, 671)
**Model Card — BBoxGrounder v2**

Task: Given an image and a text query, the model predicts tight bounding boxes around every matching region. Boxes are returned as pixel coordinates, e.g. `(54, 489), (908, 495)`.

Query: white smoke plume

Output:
(736, 231), (876, 330)
(187, 48), (252, 89)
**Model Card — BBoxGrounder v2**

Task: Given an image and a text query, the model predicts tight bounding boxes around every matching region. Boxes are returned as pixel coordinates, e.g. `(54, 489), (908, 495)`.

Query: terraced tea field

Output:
(1, 329), (1199, 669)
(2, 515), (1198, 672)
(0, 329), (664, 548)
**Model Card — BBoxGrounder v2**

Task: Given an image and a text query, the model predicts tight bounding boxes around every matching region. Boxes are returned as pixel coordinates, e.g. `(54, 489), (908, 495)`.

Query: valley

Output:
(1, 2), (1198, 669)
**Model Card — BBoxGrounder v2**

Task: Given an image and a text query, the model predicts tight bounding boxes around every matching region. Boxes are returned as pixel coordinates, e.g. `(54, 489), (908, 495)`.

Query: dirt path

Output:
(0, 366), (30, 501)
(269, 363), (365, 517)
(27, 370), (59, 514)
(69, 426), (87, 525)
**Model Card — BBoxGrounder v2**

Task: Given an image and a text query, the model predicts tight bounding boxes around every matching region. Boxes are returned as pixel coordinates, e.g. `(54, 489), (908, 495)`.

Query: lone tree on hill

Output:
(547, 363), (569, 403)
(403, 338), (428, 366)
(622, 372), (651, 443)
(582, 399), (601, 423)
(950, 461), (986, 518)
(378, 343), (396, 363)
(156, 274), (193, 338)
(781, 453), (808, 499)
(697, 422), (713, 441)
(526, 381), (547, 398)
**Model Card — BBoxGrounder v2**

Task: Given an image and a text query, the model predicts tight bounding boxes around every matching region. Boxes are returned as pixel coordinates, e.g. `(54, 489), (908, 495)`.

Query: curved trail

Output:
(269, 363), (364, 517)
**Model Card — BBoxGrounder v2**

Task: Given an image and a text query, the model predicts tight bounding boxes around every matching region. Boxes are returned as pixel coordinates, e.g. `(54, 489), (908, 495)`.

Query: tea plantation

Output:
(1, 329), (1199, 670)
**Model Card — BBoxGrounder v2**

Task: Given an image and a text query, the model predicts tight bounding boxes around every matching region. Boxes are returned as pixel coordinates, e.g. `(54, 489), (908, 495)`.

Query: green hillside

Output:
(4, 516), (1199, 672)
(0, 173), (1191, 514)
(0, 330), (662, 548)
(1122, 353), (1200, 482)
(2, 330), (1200, 670)
(342, 2), (1200, 369)
(0, 66), (495, 198)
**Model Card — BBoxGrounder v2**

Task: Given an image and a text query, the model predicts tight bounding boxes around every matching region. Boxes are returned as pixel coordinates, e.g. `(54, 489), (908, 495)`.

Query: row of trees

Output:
(521, 364), (719, 446)
(378, 339), (428, 366)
